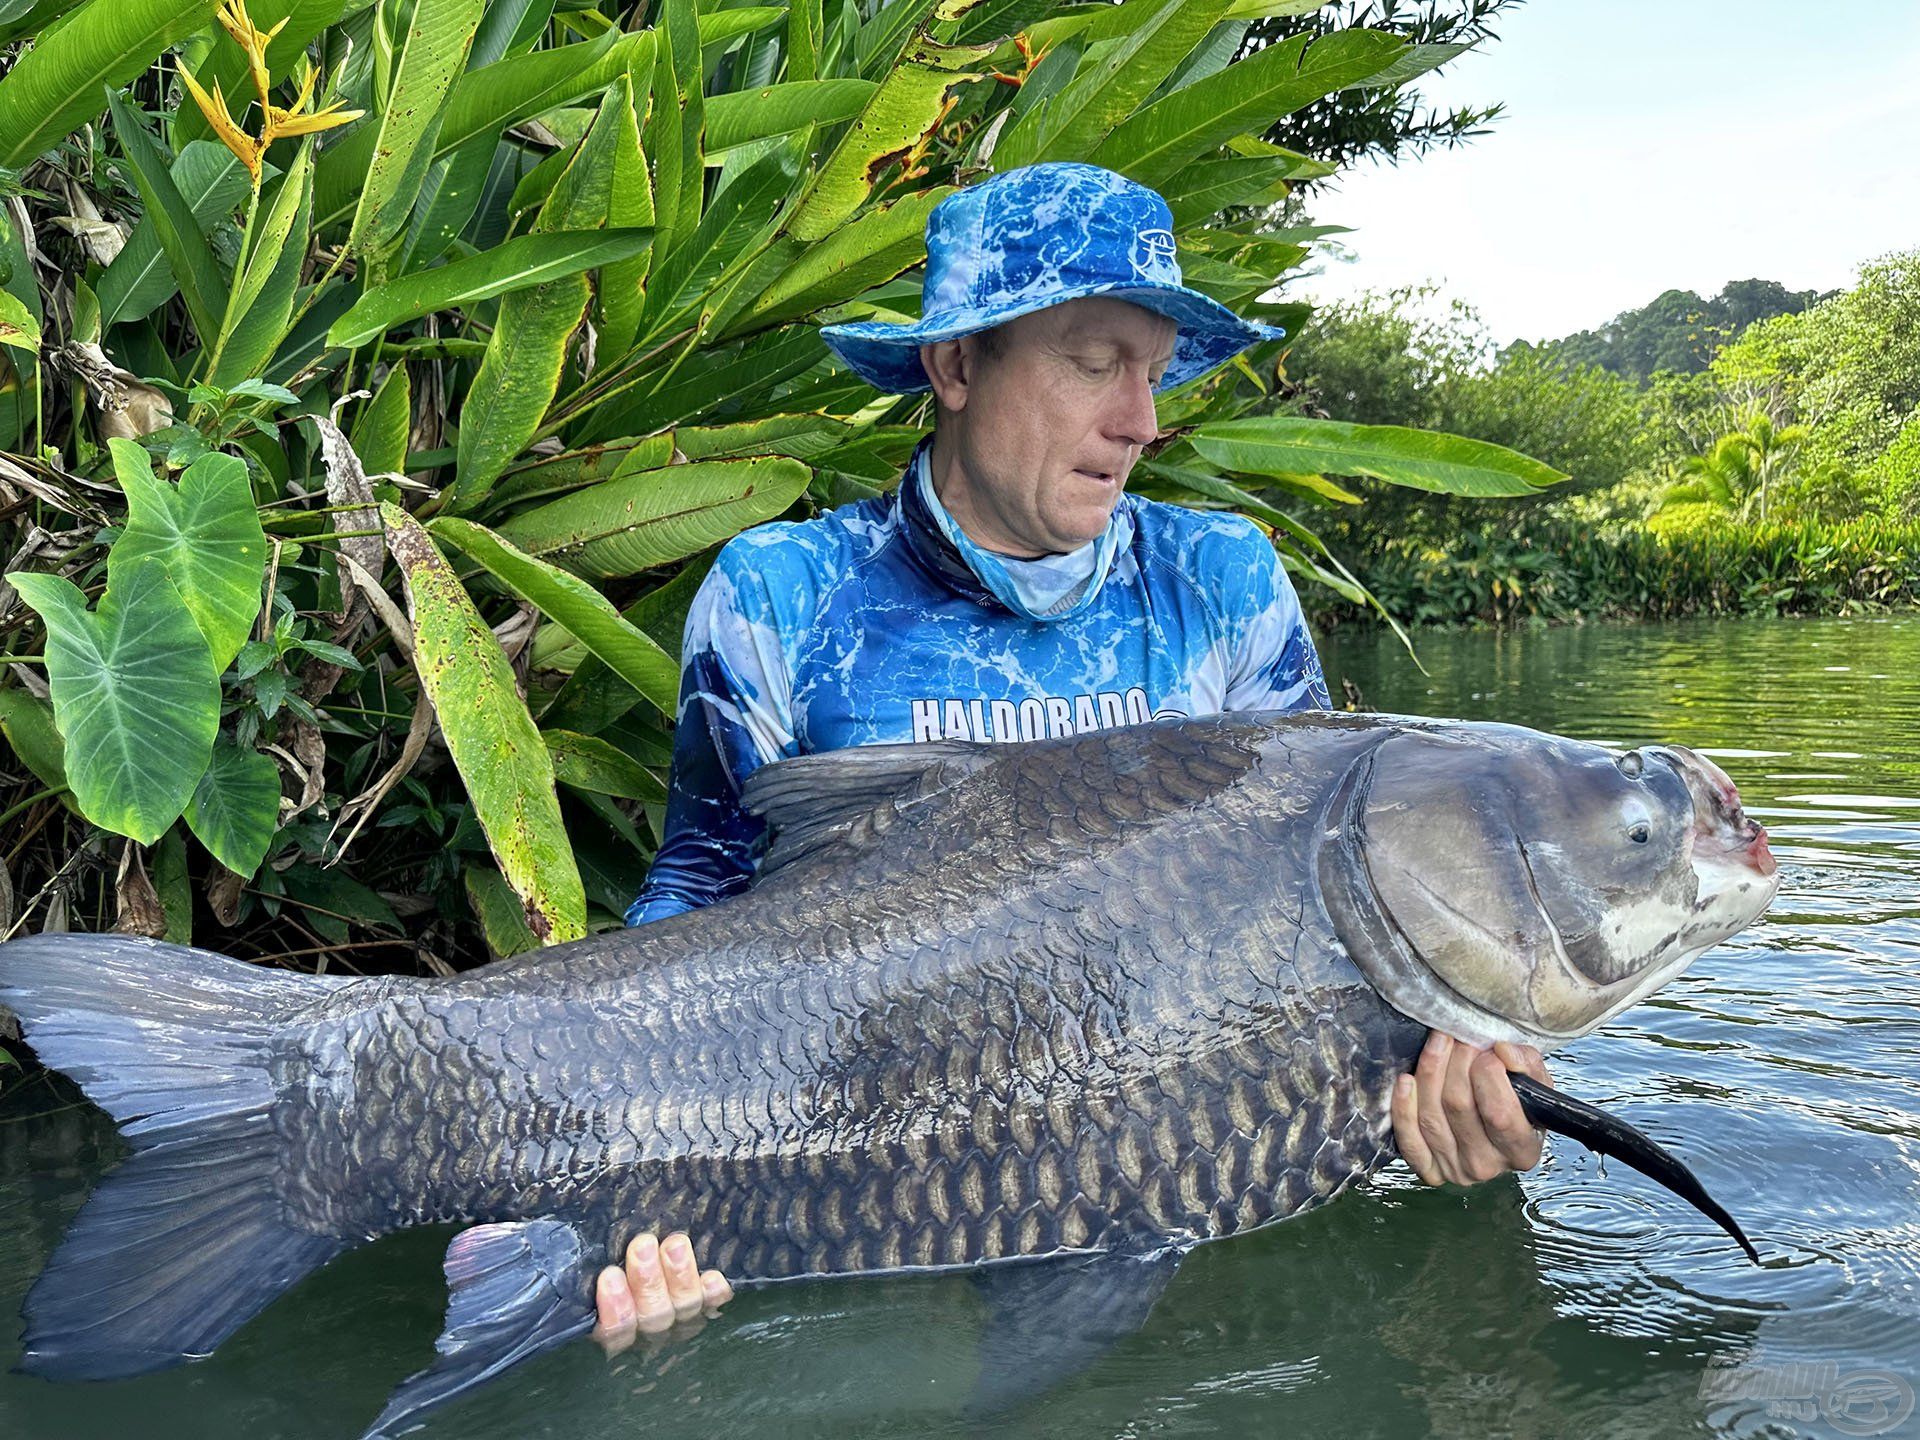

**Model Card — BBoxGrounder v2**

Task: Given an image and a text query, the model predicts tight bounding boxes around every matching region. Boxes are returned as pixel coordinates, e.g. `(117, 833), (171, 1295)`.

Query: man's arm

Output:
(624, 548), (801, 927)
(1221, 529), (1550, 1182)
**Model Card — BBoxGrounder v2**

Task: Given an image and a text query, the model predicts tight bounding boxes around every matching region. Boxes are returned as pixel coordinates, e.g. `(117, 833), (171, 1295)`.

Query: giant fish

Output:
(0, 711), (1780, 1436)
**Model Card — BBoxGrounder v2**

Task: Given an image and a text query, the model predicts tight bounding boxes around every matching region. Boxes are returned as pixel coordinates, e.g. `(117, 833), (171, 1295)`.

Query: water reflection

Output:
(2, 616), (1917, 1438)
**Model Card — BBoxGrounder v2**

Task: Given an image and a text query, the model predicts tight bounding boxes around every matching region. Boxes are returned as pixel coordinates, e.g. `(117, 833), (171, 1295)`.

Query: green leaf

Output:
(581, 324), (821, 438)
(448, 85), (642, 512)
(327, 227), (654, 349)
(8, 557), (219, 843)
(543, 728), (666, 803)
(464, 865), (542, 958)
(151, 823), (191, 942)
(648, 0), (704, 259)
(1090, 29), (1404, 187)
(209, 151), (312, 386)
(352, 361), (412, 477)
(730, 187), (948, 335)
(346, 0), (488, 268)
(0, 686), (71, 802)
(105, 87), (229, 348)
(99, 140), (254, 327)
(427, 516), (680, 713)
(184, 736), (280, 877)
(495, 455), (811, 579)
(788, 0), (820, 82)
(0, 287), (37, 353)
(539, 559), (705, 734)
(381, 502), (585, 943)
(228, 138), (313, 331)
(280, 863), (400, 943)
(995, 0), (1234, 169)
(107, 437), (266, 670)
(1189, 417), (1569, 497)
(704, 79), (874, 156)
(594, 74), (655, 366)
(788, 61), (980, 243)
(0, 0), (218, 169)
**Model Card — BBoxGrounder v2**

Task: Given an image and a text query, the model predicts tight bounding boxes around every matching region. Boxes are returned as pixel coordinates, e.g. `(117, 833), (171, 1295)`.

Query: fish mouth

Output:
(1657, 745), (1778, 878)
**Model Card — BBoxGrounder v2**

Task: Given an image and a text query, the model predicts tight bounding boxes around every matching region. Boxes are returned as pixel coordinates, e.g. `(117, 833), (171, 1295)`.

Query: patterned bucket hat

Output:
(818, 161), (1286, 395)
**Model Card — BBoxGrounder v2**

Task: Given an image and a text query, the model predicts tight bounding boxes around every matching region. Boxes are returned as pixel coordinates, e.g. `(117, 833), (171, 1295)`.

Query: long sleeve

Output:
(1220, 534), (1333, 715)
(624, 547), (801, 926)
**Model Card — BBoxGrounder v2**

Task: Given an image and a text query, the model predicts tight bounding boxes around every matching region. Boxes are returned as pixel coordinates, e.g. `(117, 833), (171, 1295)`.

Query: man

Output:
(593, 162), (1550, 1349)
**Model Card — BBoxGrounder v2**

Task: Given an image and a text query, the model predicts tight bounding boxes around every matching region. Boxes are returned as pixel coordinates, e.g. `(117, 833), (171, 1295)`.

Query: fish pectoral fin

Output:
(363, 1218), (596, 1440)
(968, 1248), (1183, 1416)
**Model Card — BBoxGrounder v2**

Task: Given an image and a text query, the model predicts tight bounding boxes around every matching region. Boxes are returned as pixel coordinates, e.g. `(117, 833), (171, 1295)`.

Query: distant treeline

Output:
(1516, 278), (1832, 386)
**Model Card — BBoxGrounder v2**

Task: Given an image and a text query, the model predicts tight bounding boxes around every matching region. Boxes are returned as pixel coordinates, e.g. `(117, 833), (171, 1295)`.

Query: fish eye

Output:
(1628, 821), (1651, 844)
(1618, 751), (1644, 779)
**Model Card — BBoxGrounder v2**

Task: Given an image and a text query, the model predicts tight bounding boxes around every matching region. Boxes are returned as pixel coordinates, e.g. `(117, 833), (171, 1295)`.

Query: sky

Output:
(1301, 0), (1920, 345)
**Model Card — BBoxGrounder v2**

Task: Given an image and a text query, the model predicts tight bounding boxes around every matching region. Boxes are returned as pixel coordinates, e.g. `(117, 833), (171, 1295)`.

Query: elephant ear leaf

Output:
(186, 736), (282, 878)
(7, 557), (220, 843)
(107, 437), (267, 671)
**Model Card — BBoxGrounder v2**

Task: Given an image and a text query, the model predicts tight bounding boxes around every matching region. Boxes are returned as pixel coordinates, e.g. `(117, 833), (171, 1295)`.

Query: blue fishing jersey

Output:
(624, 434), (1331, 924)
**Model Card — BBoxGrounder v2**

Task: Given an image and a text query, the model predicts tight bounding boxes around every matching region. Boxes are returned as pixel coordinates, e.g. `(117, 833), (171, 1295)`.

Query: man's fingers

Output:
(593, 1266), (637, 1356)
(1413, 1032), (1464, 1179)
(1471, 1045), (1543, 1169)
(625, 1233), (677, 1333)
(1392, 1072), (1443, 1185)
(660, 1233), (705, 1322)
(1439, 1035), (1508, 1181)
(701, 1269), (734, 1312)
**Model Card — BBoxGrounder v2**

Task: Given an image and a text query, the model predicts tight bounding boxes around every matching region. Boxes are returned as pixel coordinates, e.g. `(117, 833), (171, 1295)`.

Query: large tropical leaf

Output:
(542, 729), (666, 803)
(1091, 29), (1405, 187)
(209, 145), (313, 386)
(1190, 417), (1569, 496)
(184, 736), (281, 877)
(97, 140), (253, 327)
(788, 56), (984, 243)
(105, 88), (228, 347)
(346, 0), (488, 269)
(495, 455), (811, 578)
(380, 503), (585, 943)
(446, 81), (637, 512)
(538, 560), (707, 734)
(704, 79), (875, 157)
(0, 0), (217, 168)
(8, 557), (219, 843)
(327, 228), (653, 348)
(728, 188), (948, 336)
(107, 438), (266, 670)
(993, 0), (1235, 170)
(428, 516), (680, 713)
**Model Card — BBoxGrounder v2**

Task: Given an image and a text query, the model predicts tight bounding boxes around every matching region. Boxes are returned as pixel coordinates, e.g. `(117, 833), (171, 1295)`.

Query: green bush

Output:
(1320, 516), (1920, 628)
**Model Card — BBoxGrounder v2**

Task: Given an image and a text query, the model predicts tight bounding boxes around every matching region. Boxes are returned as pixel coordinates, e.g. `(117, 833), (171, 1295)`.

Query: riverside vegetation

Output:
(0, 0), (1564, 971)
(1289, 260), (1920, 627)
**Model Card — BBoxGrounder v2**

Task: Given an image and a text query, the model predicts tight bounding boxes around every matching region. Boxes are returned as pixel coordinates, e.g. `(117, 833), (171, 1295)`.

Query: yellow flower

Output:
(265, 65), (363, 139)
(216, 0), (290, 110)
(180, 68), (263, 184)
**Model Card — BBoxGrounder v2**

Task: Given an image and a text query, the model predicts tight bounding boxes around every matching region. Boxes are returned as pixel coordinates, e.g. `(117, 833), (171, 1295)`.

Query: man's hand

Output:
(1392, 1033), (1550, 1186)
(592, 1232), (733, 1356)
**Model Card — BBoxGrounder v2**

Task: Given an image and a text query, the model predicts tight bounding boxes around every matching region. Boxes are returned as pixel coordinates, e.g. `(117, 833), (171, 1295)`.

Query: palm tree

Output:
(1657, 411), (1808, 521)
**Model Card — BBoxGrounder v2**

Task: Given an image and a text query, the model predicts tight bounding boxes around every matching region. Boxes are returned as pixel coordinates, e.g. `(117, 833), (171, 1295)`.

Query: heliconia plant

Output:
(0, 0), (1564, 964)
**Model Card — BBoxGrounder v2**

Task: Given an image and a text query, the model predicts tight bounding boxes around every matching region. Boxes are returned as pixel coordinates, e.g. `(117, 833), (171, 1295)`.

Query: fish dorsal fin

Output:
(744, 739), (997, 876)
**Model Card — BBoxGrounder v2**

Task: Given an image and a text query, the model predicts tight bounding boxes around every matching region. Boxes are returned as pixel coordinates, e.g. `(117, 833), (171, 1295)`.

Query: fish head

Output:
(1319, 723), (1780, 1053)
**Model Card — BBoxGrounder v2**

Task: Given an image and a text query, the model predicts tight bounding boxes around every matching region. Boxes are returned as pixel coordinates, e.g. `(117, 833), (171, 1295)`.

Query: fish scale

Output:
(274, 716), (1420, 1283)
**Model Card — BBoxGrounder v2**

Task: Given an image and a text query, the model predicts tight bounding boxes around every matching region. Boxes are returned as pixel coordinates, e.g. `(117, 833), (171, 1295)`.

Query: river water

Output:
(2, 615), (1917, 1439)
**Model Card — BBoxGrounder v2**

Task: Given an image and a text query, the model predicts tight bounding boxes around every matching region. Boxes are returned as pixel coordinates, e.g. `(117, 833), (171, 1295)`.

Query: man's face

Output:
(921, 297), (1178, 557)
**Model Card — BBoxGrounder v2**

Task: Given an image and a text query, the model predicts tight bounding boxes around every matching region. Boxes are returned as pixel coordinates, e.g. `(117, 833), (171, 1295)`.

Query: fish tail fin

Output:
(0, 932), (355, 1377)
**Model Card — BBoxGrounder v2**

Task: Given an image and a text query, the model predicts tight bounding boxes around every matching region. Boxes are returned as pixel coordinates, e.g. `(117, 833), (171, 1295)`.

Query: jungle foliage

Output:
(0, 0), (1557, 965)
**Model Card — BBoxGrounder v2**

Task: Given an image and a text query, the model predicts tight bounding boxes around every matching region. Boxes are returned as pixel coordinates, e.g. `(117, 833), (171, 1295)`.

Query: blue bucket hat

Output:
(818, 161), (1286, 395)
